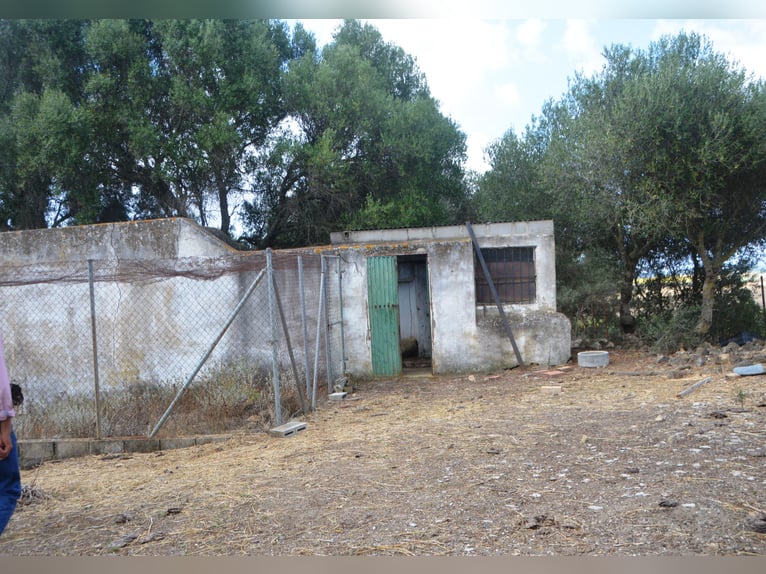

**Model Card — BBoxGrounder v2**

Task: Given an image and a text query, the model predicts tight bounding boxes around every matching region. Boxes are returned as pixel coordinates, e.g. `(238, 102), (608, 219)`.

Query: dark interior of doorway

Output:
(397, 254), (432, 375)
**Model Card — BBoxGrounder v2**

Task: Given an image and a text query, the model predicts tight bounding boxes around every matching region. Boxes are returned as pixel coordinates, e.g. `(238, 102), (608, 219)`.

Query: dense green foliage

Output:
(476, 31), (766, 343)
(240, 20), (468, 247)
(0, 19), (468, 246)
(1, 21), (764, 346)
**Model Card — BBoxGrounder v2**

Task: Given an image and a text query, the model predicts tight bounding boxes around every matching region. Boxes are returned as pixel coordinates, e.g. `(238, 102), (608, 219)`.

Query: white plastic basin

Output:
(577, 350), (610, 368)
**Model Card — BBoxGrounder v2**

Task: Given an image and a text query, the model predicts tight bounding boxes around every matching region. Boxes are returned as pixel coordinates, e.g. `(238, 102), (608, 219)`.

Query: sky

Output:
(296, 19), (766, 173)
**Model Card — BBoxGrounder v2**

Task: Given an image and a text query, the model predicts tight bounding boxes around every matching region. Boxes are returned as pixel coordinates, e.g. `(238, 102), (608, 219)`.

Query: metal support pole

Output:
(267, 249), (281, 426)
(466, 222), (525, 369)
(149, 267), (266, 438)
(336, 256), (346, 376)
(322, 256), (334, 393)
(298, 257), (312, 403)
(87, 260), (102, 440)
(273, 272), (307, 414)
(761, 275), (765, 335)
(312, 263), (327, 410)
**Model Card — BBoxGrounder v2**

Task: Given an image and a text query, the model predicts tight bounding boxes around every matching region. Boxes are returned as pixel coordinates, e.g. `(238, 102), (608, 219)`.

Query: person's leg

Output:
(0, 430), (21, 535)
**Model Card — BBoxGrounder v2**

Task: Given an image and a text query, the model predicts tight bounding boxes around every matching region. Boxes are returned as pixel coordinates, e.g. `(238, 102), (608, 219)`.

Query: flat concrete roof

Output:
(329, 220), (554, 245)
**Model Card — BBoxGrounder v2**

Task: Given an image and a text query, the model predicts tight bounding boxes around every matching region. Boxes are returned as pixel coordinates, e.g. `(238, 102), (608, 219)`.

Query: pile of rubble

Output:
(658, 339), (766, 373)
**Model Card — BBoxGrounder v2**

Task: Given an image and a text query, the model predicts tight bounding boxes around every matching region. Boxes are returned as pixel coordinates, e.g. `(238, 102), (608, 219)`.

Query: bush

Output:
(557, 247), (621, 343)
(638, 303), (703, 355)
(632, 262), (765, 352)
(709, 272), (765, 344)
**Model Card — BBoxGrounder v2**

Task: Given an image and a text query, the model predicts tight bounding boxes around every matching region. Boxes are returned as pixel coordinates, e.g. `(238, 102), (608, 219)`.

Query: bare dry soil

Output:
(2, 350), (766, 556)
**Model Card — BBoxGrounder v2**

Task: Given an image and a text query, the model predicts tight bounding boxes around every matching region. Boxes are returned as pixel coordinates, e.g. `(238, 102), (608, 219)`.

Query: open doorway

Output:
(397, 254), (432, 373)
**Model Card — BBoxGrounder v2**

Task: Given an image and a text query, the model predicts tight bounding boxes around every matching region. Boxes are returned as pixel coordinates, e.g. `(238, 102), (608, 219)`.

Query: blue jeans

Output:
(0, 429), (21, 536)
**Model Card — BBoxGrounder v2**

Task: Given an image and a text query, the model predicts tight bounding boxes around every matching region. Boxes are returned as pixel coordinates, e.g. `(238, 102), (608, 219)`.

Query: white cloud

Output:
(294, 19), (766, 174)
(370, 20), (511, 104)
(516, 19), (547, 49)
(495, 82), (522, 107)
(465, 131), (492, 173)
(561, 19), (604, 76)
(296, 19), (341, 46)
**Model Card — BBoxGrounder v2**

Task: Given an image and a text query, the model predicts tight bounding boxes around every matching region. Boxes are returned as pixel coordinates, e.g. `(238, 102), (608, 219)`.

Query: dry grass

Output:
(2, 350), (766, 556)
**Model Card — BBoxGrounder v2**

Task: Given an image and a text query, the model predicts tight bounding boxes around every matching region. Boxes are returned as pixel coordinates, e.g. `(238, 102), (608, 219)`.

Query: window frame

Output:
(474, 246), (537, 305)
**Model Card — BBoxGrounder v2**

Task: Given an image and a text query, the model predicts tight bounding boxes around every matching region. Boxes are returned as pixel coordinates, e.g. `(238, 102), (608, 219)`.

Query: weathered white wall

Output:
(1, 221), (228, 396)
(0, 217), (571, 396)
(0, 218), (239, 263)
(0, 219), (318, 401)
(330, 221), (571, 377)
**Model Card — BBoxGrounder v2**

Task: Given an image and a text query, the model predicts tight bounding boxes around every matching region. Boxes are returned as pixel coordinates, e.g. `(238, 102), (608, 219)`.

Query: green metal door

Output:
(367, 256), (402, 376)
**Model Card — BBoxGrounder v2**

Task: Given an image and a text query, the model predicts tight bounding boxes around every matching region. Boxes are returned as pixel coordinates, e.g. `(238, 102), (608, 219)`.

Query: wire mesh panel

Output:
(323, 255), (346, 389)
(0, 251), (340, 439)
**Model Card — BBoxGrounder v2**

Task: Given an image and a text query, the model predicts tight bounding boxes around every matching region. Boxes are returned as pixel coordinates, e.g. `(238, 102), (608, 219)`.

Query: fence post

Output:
(761, 275), (765, 335)
(298, 256), (312, 405)
(312, 262), (326, 410)
(322, 256), (334, 394)
(87, 260), (102, 440)
(336, 256), (346, 377)
(273, 274), (307, 414)
(267, 249), (281, 426)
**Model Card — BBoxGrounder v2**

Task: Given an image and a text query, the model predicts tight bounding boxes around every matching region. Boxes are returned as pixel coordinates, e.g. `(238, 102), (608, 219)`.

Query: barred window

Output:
(475, 247), (536, 304)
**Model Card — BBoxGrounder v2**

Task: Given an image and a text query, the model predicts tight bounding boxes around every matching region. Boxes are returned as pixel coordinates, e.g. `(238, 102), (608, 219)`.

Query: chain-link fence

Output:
(0, 250), (345, 440)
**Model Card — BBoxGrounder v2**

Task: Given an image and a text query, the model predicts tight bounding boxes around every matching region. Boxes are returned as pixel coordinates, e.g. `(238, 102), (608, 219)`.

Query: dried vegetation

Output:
(2, 348), (766, 556)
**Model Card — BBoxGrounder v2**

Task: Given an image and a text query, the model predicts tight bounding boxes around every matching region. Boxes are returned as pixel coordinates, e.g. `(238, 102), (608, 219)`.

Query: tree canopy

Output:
(476, 31), (766, 339)
(0, 19), (469, 246)
(240, 20), (468, 248)
(2, 21), (764, 344)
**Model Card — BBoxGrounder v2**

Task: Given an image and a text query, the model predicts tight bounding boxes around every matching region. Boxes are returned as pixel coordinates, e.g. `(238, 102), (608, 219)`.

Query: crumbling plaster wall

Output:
(0, 219), (254, 395)
(0, 218), (238, 264)
(330, 221), (572, 377)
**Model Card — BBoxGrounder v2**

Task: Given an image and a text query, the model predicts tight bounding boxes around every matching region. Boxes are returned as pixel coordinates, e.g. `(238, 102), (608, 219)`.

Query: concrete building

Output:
(0, 218), (571, 398)
(327, 220), (571, 377)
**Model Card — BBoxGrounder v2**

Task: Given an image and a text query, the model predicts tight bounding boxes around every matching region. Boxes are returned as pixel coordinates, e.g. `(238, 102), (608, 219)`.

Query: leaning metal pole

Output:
(148, 267), (266, 439)
(336, 256), (347, 376)
(322, 256), (334, 391)
(465, 222), (525, 369)
(761, 276), (765, 334)
(272, 271), (307, 414)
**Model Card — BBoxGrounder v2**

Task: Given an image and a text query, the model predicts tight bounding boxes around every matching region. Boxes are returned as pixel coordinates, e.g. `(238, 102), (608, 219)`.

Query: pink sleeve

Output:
(0, 333), (15, 420)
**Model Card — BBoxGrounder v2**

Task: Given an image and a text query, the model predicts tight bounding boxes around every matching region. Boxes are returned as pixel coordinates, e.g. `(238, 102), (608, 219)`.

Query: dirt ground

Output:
(2, 349), (765, 556)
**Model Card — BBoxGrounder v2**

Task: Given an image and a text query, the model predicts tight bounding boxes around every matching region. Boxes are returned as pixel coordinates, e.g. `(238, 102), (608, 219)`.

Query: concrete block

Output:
(18, 440), (55, 469)
(578, 350), (609, 368)
(122, 438), (161, 453)
(329, 392), (347, 401)
(90, 440), (125, 456)
(159, 437), (198, 451)
(269, 421), (307, 438)
(54, 439), (91, 460)
(194, 435), (230, 446)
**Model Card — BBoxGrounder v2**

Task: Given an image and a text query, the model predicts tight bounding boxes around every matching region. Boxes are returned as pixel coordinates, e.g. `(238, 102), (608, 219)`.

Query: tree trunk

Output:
(695, 268), (717, 335)
(615, 227), (639, 334)
(218, 185), (231, 236)
(692, 230), (725, 337)
(619, 269), (637, 333)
